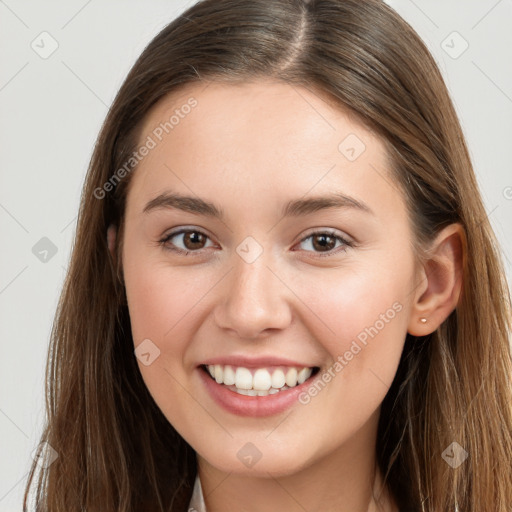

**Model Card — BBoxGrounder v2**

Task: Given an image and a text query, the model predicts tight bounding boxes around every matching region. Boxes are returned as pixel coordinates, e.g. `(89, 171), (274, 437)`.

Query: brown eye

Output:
(311, 233), (337, 252)
(182, 231), (207, 250)
(297, 230), (352, 257)
(160, 229), (214, 254)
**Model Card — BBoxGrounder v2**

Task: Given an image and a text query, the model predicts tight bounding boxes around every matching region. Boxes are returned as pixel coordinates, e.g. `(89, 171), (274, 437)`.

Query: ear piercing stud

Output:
(419, 317), (427, 324)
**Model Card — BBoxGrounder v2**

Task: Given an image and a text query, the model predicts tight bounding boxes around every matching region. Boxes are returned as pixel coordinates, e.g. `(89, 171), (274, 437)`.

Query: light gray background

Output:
(1, 0), (511, 509)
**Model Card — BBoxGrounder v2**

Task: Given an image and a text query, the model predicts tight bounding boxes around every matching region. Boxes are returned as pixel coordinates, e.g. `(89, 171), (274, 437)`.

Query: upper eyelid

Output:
(299, 227), (351, 241)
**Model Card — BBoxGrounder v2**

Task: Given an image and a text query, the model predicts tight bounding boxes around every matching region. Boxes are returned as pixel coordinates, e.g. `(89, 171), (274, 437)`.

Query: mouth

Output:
(200, 364), (321, 397)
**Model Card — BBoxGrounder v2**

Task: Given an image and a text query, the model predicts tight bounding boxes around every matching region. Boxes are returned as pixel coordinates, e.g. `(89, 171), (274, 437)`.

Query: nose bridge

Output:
(214, 242), (292, 338)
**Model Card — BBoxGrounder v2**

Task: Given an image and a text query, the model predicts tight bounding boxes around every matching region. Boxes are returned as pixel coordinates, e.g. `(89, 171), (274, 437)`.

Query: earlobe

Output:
(407, 223), (465, 336)
(107, 224), (117, 258)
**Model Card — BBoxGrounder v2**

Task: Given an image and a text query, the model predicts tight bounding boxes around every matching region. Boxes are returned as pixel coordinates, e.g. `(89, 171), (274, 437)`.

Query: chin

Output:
(199, 439), (315, 478)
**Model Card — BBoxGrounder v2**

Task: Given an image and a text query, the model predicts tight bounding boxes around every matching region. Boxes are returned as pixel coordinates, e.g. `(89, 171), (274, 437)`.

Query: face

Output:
(120, 79), (419, 477)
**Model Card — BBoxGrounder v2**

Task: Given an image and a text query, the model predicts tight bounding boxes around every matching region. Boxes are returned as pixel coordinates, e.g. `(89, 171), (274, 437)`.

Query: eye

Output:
(295, 230), (353, 257)
(159, 228), (215, 255)
(158, 228), (353, 258)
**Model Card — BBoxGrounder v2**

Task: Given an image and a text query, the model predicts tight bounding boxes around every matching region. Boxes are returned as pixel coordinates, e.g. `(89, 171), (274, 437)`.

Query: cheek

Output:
(123, 258), (212, 433)
(290, 258), (412, 420)
(124, 256), (207, 347)
(295, 258), (410, 349)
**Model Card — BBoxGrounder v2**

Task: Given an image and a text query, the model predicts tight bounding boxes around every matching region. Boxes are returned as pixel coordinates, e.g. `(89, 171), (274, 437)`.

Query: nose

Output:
(213, 250), (293, 340)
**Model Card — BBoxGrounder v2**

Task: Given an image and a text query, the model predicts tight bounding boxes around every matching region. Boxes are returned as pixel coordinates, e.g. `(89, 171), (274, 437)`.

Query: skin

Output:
(109, 79), (463, 512)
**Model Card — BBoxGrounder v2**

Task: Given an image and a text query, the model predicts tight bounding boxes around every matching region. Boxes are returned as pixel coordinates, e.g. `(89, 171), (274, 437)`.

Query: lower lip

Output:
(198, 366), (318, 417)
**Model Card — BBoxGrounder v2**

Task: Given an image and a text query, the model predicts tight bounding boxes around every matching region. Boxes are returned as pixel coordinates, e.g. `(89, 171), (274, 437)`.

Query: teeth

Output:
(297, 367), (312, 384)
(226, 384), (291, 396)
(285, 367), (298, 387)
(235, 367), (253, 390)
(223, 365), (236, 385)
(271, 369), (286, 389)
(253, 369), (272, 391)
(205, 364), (315, 394)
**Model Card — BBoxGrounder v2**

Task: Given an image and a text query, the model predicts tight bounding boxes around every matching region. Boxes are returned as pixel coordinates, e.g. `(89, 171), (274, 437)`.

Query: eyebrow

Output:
(142, 191), (373, 219)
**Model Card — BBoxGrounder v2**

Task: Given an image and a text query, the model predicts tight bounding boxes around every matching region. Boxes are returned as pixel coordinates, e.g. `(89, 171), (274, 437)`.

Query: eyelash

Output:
(158, 228), (354, 258)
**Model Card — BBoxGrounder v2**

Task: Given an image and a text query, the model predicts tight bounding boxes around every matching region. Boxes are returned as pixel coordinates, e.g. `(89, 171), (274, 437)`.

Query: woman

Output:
(24, 0), (512, 511)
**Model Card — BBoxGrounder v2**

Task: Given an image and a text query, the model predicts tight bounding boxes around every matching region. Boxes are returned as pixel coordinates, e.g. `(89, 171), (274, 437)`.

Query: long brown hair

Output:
(23, 0), (512, 510)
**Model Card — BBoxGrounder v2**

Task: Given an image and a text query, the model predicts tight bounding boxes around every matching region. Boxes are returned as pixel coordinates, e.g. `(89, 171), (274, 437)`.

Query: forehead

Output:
(139, 78), (377, 158)
(125, 79), (403, 222)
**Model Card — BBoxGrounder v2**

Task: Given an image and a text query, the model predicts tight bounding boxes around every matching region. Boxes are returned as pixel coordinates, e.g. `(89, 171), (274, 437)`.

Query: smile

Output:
(197, 361), (322, 417)
(203, 364), (319, 396)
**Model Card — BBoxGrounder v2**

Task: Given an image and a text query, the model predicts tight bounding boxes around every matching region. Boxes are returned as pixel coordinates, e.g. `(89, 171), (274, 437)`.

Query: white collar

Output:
(188, 474), (207, 512)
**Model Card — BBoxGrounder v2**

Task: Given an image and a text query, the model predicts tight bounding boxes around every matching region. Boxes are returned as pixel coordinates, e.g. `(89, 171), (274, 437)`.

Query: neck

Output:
(196, 409), (397, 512)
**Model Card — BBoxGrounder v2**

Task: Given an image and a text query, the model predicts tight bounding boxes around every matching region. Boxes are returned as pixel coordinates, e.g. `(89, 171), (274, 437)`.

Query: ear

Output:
(107, 224), (117, 258)
(407, 223), (465, 336)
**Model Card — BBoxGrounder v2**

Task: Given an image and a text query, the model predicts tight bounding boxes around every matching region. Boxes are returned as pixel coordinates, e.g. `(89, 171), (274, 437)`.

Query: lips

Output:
(198, 362), (321, 417)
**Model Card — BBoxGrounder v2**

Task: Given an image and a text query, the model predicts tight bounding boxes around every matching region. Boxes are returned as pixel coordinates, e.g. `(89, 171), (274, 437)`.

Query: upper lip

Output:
(199, 355), (318, 368)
